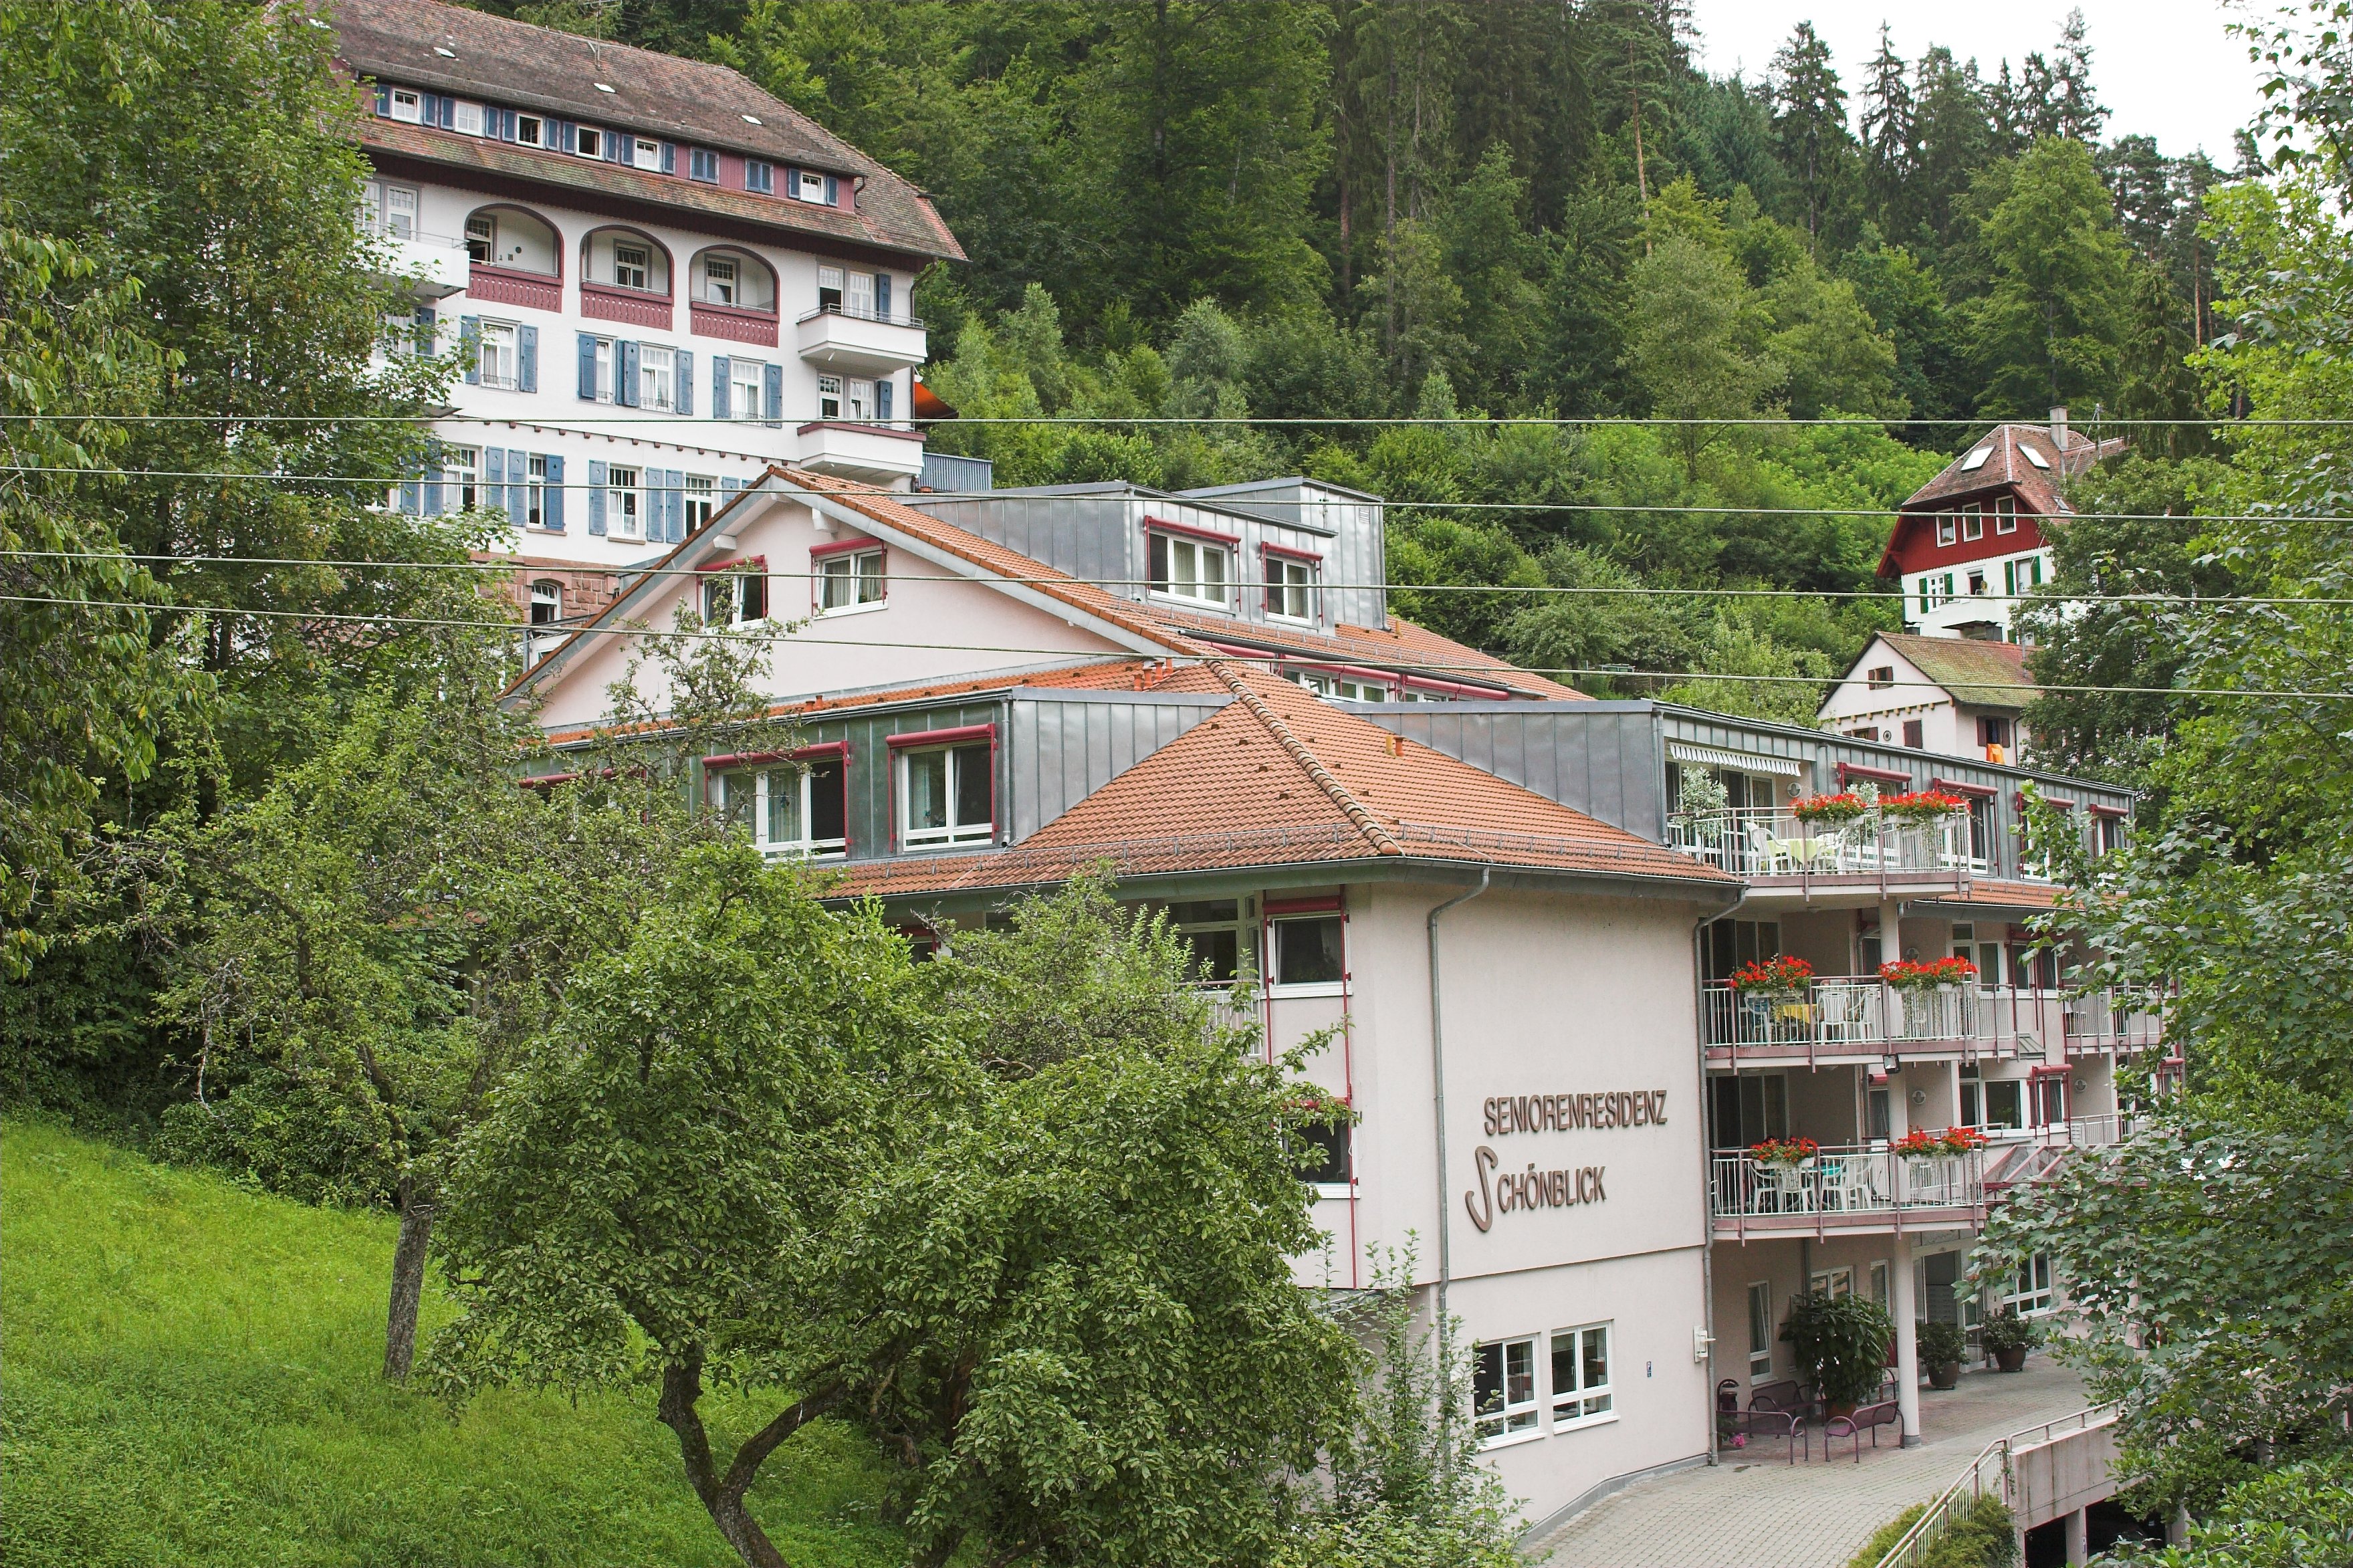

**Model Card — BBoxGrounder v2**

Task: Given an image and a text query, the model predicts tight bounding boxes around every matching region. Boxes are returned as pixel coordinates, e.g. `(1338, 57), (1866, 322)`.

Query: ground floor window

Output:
(1810, 1266), (1854, 1299)
(1473, 1336), (1540, 1445)
(2007, 1252), (2056, 1316)
(1551, 1323), (1613, 1428)
(1747, 1282), (1773, 1377)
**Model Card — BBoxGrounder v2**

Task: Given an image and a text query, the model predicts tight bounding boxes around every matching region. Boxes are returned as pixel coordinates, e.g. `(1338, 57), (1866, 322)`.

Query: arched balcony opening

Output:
(463, 205), (561, 312)
(689, 245), (780, 346)
(579, 226), (674, 330)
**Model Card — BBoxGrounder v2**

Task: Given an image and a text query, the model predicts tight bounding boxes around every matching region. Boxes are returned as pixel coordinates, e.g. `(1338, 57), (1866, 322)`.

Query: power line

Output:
(9, 548), (2347, 610)
(4, 465), (2342, 529)
(7, 592), (2347, 701)
(0, 413), (2346, 427)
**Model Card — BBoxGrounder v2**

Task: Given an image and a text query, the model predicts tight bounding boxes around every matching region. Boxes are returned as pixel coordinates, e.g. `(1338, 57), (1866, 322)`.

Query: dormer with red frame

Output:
(1878, 411), (2124, 641)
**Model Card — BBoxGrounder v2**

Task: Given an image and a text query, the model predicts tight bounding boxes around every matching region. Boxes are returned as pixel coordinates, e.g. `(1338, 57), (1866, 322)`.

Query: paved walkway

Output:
(1533, 1361), (2088, 1568)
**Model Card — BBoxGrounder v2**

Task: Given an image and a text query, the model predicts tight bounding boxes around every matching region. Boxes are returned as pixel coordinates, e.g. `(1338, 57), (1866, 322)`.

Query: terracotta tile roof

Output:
(1874, 633), (2039, 711)
(332, 0), (960, 261)
(1137, 604), (1585, 699)
(1879, 423), (2128, 576)
(822, 662), (1733, 901)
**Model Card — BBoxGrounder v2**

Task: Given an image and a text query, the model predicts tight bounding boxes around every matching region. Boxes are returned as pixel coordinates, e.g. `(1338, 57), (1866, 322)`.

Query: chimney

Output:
(2049, 406), (2069, 450)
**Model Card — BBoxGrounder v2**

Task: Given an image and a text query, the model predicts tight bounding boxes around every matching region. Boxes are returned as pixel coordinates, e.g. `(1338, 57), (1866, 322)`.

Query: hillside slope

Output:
(0, 1120), (900, 1568)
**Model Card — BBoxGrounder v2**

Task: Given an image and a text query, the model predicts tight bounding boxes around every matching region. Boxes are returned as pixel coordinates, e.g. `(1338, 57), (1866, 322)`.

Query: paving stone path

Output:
(1533, 1361), (2090, 1568)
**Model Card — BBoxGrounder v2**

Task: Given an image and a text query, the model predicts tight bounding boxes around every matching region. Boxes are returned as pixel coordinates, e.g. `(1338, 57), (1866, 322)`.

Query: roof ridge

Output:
(1208, 663), (1403, 858)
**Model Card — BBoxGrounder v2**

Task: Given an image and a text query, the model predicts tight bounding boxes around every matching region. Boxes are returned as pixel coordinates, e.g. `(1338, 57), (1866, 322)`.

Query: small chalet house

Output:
(1879, 411), (2123, 641)
(510, 468), (2166, 1537)
(331, 0), (962, 629)
(1818, 631), (2039, 764)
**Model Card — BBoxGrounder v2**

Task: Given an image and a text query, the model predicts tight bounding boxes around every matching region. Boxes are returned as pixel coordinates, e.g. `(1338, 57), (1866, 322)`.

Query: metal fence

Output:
(1709, 1144), (1986, 1223)
(1668, 808), (1987, 878)
(1871, 1405), (2120, 1568)
(1702, 980), (2165, 1058)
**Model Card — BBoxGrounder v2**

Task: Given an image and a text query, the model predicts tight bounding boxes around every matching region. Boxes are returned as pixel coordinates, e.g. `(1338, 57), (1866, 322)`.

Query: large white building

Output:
(509, 462), (2168, 1539)
(334, 0), (962, 625)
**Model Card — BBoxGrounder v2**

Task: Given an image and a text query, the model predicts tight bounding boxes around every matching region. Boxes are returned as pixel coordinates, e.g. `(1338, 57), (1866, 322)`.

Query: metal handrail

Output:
(796, 302), (925, 330)
(1701, 979), (2164, 1057)
(1871, 1404), (2120, 1568)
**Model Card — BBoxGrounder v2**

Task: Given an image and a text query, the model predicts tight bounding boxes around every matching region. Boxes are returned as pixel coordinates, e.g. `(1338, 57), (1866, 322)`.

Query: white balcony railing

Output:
(1668, 807), (1993, 879)
(1701, 980), (2165, 1058)
(1710, 1143), (1986, 1225)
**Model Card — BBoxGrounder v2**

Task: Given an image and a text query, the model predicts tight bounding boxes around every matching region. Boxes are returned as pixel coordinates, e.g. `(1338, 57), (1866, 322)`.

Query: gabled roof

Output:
(1845, 633), (2039, 713)
(330, 0), (961, 261)
(822, 664), (1732, 901)
(1134, 606), (1585, 700)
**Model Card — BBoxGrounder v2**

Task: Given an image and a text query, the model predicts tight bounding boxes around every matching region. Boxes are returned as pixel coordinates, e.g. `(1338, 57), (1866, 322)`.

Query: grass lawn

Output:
(1, 1119), (903, 1567)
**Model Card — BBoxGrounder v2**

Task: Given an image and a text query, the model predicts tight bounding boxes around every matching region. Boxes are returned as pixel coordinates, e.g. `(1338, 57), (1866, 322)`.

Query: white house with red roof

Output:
(508, 465), (2164, 1539)
(1878, 411), (2124, 641)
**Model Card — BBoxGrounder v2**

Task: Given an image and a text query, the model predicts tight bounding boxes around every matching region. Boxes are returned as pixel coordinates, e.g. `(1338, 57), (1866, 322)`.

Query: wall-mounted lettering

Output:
(1464, 1145), (1607, 1233)
(1482, 1089), (1668, 1137)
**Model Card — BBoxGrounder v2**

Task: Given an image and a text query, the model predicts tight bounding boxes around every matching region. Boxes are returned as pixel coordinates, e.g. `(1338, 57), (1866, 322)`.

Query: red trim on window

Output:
(1839, 761), (1912, 786)
(808, 536), (882, 562)
(2028, 1065), (2071, 1079)
(2087, 802), (2128, 818)
(886, 722), (996, 750)
(519, 771), (576, 790)
(697, 554), (768, 574)
(1260, 540), (1324, 563)
(1928, 776), (1998, 798)
(2015, 792), (2077, 812)
(1264, 894), (1345, 916)
(702, 740), (849, 770)
(1284, 659), (1398, 689)
(1143, 515), (1242, 547)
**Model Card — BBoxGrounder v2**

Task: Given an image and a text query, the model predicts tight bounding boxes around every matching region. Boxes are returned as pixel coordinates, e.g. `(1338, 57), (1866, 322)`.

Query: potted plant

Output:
(1878, 789), (1968, 824)
(1791, 791), (1872, 826)
(1918, 1319), (1968, 1389)
(1880, 957), (1979, 992)
(1749, 1136), (1820, 1167)
(1672, 764), (1732, 847)
(1981, 1308), (2039, 1372)
(1781, 1291), (1896, 1418)
(1730, 955), (1815, 996)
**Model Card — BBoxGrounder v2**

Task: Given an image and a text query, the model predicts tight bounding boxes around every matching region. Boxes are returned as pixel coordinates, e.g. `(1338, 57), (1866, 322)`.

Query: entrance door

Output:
(1923, 1251), (1963, 1327)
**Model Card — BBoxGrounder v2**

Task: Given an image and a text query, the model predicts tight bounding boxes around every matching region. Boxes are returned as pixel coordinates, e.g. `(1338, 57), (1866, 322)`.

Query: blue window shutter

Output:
(666, 470), (685, 542)
(617, 340), (640, 407)
(764, 362), (782, 424)
(877, 378), (893, 421)
(577, 333), (597, 400)
(440, 97), (455, 130)
(421, 93), (439, 124)
(720, 476), (742, 496)
(544, 454), (565, 532)
(587, 459), (607, 536)
(508, 447), (529, 520)
(661, 142), (675, 175)
(423, 441), (445, 516)
(413, 305), (437, 356)
(399, 463), (421, 516)
(675, 349), (693, 416)
(459, 316), (481, 384)
(376, 86), (390, 116)
(875, 273), (891, 319)
(517, 325), (538, 393)
(500, 108), (515, 142)
(711, 355), (730, 420)
(485, 447), (506, 520)
(824, 175), (838, 205)
(609, 129), (626, 163)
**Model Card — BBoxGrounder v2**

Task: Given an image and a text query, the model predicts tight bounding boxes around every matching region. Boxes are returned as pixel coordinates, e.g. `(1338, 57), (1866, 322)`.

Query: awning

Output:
(1667, 742), (1801, 778)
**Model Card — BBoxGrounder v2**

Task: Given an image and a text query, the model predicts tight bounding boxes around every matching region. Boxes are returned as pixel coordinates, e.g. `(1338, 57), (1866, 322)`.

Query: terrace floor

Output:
(1531, 1360), (2090, 1568)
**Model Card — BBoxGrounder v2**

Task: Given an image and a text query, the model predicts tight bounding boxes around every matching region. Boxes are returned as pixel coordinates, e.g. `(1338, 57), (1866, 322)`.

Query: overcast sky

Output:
(1685, 1), (2268, 162)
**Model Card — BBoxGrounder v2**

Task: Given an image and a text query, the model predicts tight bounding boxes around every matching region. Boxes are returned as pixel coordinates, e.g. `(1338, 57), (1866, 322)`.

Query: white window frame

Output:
(1995, 496), (2019, 534)
(1291, 670), (1388, 702)
(1268, 912), (1345, 997)
(633, 136), (662, 171)
(612, 241), (651, 292)
(683, 473), (717, 532)
(527, 454), (548, 528)
(846, 269), (875, 320)
(1961, 503), (1984, 542)
(477, 320), (518, 390)
(1746, 1282), (1773, 1377)
(1474, 1335), (1541, 1447)
(574, 125), (602, 159)
(639, 343), (675, 412)
(845, 376), (874, 421)
(445, 445), (480, 510)
(2007, 1252), (2057, 1316)
(379, 183), (419, 241)
(704, 255), (738, 306)
(1811, 1266), (1854, 1299)
(464, 212), (495, 265)
(721, 766), (848, 860)
(816, 265), (844, 311)
(1148, 531), (1232, 609)
(1266, 555), (1317, 622)
(388, 88), (423, 124)
(700, 568), (768, 627)
(730, 358), (765, 421)
(816, 548), (886, 616)
(817, 373), (843, 421)
(605, 464), (643, 540)
(793, 168), (830, 203)
(1550, 1322), (1615, 1431)
(897, 742), (994, 849)
(528, 579), (563, 626)
(516, 114), (543, 147)
(1936, 513), (1957, 547)
(592, 338), (615, 404)
(452, 100), (485, 136)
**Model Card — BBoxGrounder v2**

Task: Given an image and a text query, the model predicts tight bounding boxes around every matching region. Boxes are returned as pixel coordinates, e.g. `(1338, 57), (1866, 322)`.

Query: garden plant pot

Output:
(1825, 1399), (1858, 1420)
(1995, 1347), (2027, 1373)
(1929, 1361), (1960, 1390)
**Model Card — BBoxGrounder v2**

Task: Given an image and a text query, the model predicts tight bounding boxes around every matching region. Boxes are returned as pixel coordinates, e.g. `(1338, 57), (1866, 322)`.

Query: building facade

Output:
(1879, 412), (2123, 641)
(332, 0), (961, 627)
(1817, 631), (2040, 764)
(510, 465), (2166, 1535)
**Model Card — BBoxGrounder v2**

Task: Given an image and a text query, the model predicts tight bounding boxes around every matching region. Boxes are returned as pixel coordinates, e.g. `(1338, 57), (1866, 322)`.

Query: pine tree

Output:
(2049, 7), (2108, 144)
(1859, 24), (1916, 239)
(1768, 22), (1854, 246)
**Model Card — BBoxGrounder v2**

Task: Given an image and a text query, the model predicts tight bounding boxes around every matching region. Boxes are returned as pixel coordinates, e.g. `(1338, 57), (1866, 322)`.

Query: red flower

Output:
(1730, 956), (1815, 991)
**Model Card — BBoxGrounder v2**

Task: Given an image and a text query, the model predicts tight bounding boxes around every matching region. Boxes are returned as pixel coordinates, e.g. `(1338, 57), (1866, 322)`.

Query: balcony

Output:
(580, 282), (672, 332)
(796, 305), (927, 374)
(467, 263), (561, 314)
(1701, 980), (2164, 1066)
(1669, 807), (1995, 895)
(366, 231), (468, 299)
(691, 299), (780, 348)
(795, 421), (925, 485)
(1710, 1143), (1985, 1238)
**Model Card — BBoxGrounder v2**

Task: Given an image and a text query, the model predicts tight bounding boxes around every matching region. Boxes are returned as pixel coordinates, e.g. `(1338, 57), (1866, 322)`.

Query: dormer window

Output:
(893, 730), (994, 849)
(744, 159), (774, 194)
(388, 88), (422, 123)
(452, 101), (485, 136)
(574, 126), (602, 158)
(720, 758), (848, 859)
(1148, 527), (1233, 608)
(1264, 550), (1319, 621)
(632, 137), (662, 171)
(689, 147), (718, 183)
(516, 114), (543, 146)
(792, 168), (832, 204)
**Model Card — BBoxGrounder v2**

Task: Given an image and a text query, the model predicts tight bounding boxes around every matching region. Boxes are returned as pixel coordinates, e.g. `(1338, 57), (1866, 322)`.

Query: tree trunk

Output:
(659, 1356), (842, 1568)
(382, 1188), (435, 1381)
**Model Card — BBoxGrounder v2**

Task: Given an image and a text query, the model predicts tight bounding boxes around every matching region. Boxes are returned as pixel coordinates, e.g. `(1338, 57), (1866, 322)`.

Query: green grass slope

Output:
(1, 1119), (901, 1568)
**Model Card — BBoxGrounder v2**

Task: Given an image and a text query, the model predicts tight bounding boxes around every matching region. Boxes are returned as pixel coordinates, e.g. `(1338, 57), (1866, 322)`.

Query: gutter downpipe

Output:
(1698, 885), (1747, 1466)
(1430, 868), (1492, 1400)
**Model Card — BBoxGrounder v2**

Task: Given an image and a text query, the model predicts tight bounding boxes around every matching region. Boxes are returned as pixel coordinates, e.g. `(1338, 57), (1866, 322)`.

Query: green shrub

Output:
(1847, 1494), (2017, 1568)
(1847, 1502), (1928, 1567)
(1980, 1308), (2040, 1355)
(1919, 1319), (1970, 1365)
(1782, 1289), (1897, 1405)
